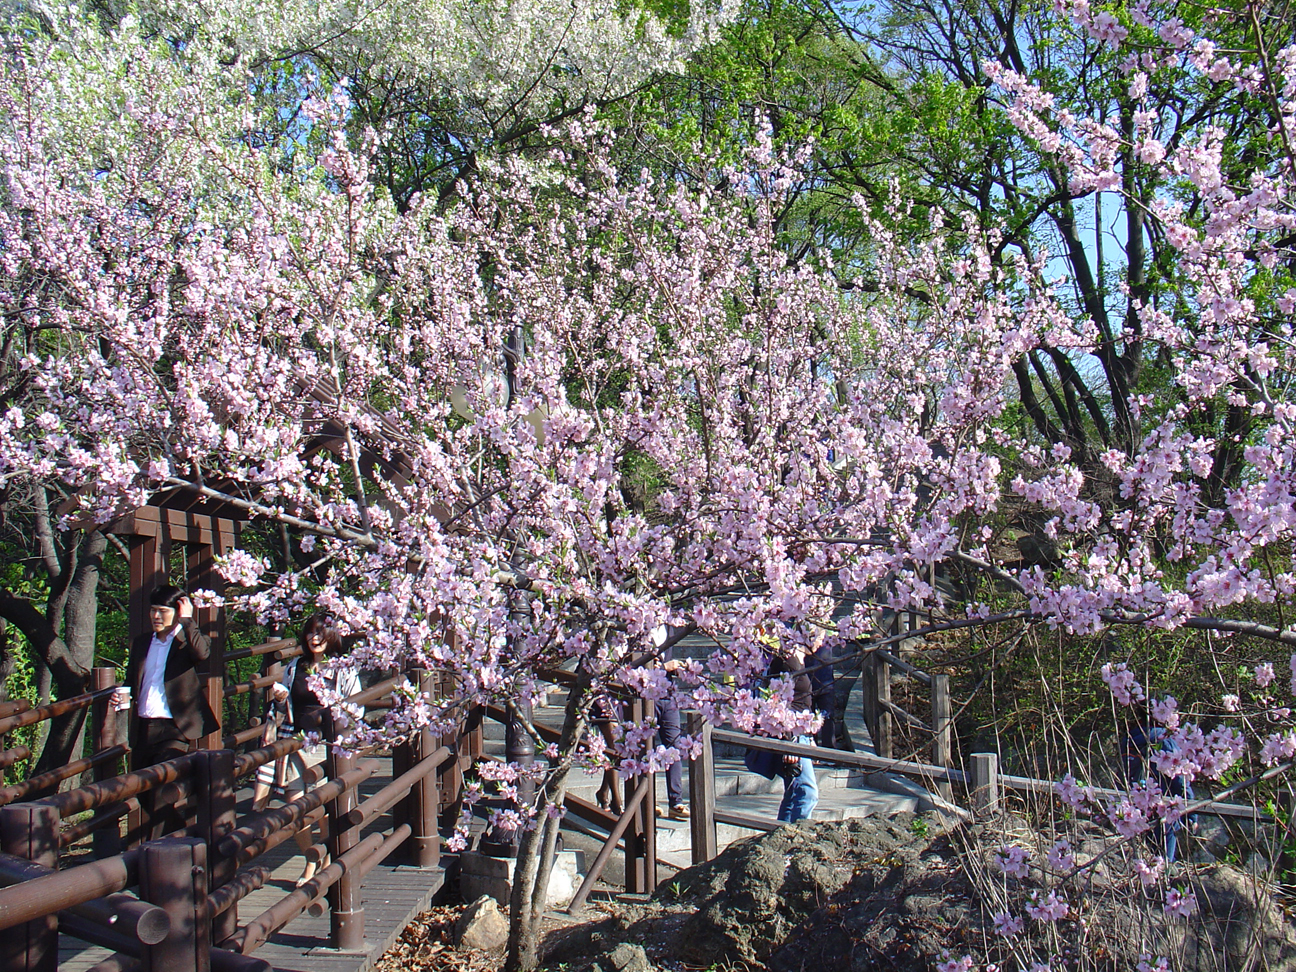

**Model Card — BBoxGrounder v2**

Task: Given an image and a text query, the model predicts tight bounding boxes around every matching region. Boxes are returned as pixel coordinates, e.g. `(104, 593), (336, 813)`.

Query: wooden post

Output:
(931, 674), (953, 801)
(436, 671), (463, 823)
(391, 719), (413, 838)
(92, 667), (123, 856)
(195, 749), (239, 945)
(622, 698), (657, 894)
(623, 699), (646, 894)
(128, 533), (167, 645)
(409, 670), (439, 868)
(139, 837), (210, 972)
(128, 533), (167, 846)
(466, 702), (484, 761)
(188, 541), (224, 751)
(970, 752), (999, 816)
(875, 657), (893, 760)
(860, 650), (878, 753)
(325, 712), (364, 950)
(0, 803), (60, 972)
(686, 712), (717, 865)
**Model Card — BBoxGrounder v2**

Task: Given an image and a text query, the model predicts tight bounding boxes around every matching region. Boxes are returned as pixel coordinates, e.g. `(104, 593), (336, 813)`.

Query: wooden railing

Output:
(0, 663), (451, 971)
(683, 722), (1269, 865)
(854, 587), (957, 791)
(480, 671), (660, 909)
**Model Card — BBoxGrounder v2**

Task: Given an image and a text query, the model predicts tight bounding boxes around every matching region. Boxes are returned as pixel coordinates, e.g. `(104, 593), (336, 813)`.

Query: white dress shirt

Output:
(138, 630), (176, 719)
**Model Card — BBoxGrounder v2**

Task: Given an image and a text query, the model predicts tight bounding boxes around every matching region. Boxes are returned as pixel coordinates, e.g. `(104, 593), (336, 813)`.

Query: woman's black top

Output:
(291, 662), (326, 728)
(767, 656), (813, 712)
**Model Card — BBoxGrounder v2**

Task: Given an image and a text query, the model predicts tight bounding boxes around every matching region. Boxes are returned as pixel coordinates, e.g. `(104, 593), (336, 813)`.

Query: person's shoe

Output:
(669, 803), (690, 820)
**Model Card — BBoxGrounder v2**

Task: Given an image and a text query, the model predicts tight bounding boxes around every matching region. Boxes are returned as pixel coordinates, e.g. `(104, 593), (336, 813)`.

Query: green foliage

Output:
(2, 642), (39, 785)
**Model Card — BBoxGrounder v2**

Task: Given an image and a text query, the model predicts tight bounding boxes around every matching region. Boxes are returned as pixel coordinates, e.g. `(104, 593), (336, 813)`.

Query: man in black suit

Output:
(112, 584), (218, 835)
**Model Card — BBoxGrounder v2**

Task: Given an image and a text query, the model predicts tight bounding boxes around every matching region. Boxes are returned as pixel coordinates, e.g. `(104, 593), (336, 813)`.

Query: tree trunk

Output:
(0, 526), (106, 781)
(504, 679), (590, 972)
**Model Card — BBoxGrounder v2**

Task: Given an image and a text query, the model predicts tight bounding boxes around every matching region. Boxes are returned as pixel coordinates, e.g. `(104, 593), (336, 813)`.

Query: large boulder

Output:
(760, 817), (1296, 972)
(671, 815), (940, 966)
(539, 816), (1296, 972)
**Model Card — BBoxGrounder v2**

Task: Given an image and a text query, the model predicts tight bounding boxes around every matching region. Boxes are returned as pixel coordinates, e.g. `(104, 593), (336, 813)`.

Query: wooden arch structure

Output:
(102, 490), (244, 751)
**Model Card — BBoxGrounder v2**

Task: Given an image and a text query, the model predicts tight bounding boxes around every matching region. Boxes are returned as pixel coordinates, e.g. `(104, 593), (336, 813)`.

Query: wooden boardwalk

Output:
(57, 757), (445, 972)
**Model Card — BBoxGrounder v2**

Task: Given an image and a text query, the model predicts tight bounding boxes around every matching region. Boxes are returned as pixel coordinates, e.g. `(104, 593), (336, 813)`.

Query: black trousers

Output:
(134, 717), (191, 839)
(655, 699), (683, 807)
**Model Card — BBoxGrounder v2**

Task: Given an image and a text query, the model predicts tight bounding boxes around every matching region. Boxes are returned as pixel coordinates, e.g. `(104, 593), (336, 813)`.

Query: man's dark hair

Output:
(149, 584), (187, 609)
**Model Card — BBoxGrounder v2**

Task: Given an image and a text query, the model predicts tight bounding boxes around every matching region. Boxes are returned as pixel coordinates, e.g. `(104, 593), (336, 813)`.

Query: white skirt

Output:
(256, 736), (326, 794)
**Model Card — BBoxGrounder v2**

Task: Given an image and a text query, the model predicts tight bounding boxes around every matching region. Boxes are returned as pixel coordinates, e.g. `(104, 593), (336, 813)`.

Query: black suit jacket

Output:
(125, 619), (219, 742)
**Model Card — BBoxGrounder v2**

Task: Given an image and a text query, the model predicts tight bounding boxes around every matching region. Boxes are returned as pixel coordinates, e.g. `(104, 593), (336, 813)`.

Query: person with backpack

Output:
(765, 628), (819, 823)
(1121, 717), (1196, 863)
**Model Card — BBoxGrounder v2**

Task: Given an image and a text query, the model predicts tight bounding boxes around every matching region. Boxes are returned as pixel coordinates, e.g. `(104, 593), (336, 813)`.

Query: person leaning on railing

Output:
(764, 626), (820, 824)
(249, 613), (360, 886)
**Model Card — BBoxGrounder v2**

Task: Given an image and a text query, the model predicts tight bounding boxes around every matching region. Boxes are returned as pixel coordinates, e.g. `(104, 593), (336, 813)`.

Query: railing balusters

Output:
(139, 837), (209, 972)
(325, 712), (364, 951)
(686, 712), (717, 865)
(0, 803), (60, 972)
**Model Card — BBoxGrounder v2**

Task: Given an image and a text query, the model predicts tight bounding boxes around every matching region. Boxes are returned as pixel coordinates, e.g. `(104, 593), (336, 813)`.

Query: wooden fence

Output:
(0, 646), (455, 972)
(685, 720), (1270, 864)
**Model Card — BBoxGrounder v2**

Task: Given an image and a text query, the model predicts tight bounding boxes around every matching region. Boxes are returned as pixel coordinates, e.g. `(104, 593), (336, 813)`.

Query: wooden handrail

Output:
(223, 722), (269, 751)
(221, 638), (298, 663)
(0, 686), (116, 736)
(343, 745), (451, 829)
(231, 736), (303, 779)
(713, 808), (780, 833)
(223, 829), (389, 954)
(235, 806), (326, 868)
(218, 761), (378, 858)
(716, 730), (1268, 822)
(0, 745), (31, 771)
(344, 675), (402, 708)
(566, 777), (651, 914)
(60, 800), (137, 849)
(873, 646), (932, 685)
(0, 699), (31, 720)
(0, 656), (451, 968)
(0, 746), (129, 808)
(0, 853), (169, 944)
(37, 752), (200, 819)
(879, 697), (930, 731)
(208, 866), (271, 918)
(0, 850), (139, 932)
(224, 673), (282, 697)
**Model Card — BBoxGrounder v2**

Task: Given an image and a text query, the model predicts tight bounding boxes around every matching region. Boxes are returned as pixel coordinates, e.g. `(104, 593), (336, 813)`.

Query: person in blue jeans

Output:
(652, 632), (689, 820)
(1122, 719), (1195, 862)
(767, 639), (819, 823)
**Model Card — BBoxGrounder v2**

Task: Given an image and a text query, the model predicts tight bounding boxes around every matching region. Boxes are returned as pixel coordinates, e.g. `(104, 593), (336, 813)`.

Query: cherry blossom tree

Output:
(1, 1), (1295, 969)
(117, 0), (736, 209)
